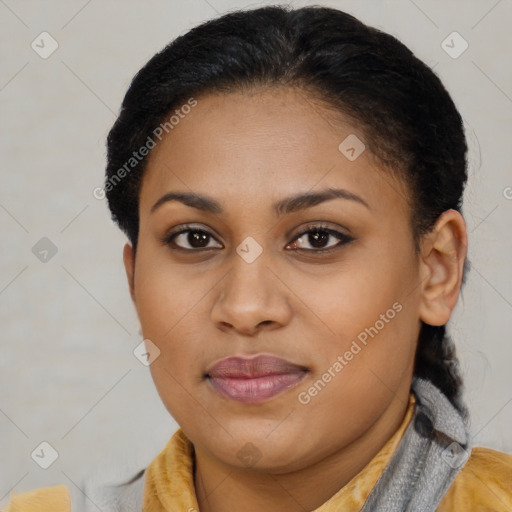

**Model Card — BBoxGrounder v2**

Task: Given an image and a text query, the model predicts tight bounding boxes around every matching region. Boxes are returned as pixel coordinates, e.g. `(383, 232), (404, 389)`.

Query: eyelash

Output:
(161, 223), (355, 255)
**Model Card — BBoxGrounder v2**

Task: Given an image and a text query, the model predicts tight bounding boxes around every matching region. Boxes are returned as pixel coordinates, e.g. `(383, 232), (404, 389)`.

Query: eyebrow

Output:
(150, 187), (370, 216)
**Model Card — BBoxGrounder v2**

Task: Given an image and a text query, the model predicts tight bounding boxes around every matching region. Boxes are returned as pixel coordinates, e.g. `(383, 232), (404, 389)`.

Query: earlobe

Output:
(418, 209), (468, 326)
(122, 242), (136, 304)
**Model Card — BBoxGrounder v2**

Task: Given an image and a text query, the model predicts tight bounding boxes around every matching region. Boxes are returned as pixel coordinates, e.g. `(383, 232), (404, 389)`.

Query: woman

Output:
(4, 4), (511, 511)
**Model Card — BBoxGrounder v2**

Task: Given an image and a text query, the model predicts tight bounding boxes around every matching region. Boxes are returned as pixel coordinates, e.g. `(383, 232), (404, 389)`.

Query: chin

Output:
(204, 424), (316, 473)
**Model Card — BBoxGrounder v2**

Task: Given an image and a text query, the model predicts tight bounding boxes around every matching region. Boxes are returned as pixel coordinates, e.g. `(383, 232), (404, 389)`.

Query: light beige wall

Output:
(1, 0), (511, 501)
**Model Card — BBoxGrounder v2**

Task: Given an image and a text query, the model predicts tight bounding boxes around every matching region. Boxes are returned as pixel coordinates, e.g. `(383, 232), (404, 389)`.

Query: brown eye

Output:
(287, 225), (354, 253)
(161, 223), (353, 254)
(163, 225), (223, 251)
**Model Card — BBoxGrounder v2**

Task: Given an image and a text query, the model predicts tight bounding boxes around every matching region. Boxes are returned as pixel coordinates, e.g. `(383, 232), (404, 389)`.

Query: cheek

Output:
(292, 290), (418, 452)
(132, 250), (206, 385)
(296, 242), (420, 395)
(299, 247), (417, 343)
(134, 258), (208, 423)
(133, 247), (207, 339)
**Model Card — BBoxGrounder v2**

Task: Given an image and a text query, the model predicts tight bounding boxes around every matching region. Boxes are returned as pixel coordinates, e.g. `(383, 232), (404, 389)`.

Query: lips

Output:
(206, 354), (308, 404)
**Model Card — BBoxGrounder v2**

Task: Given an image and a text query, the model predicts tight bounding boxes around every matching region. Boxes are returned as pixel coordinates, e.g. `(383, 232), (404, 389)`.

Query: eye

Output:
(286, 224), (354, 253)
(161, 223), (354, 254)
(162, 224), (223, 251)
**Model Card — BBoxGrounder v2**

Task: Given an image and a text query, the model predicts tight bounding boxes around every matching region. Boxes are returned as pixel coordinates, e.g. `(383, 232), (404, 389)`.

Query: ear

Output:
(418, 209), (468, 326)
(123, 242), (136, 304)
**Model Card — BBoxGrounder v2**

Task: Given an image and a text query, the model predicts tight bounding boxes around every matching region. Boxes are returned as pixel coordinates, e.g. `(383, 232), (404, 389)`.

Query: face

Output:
(125, 87), (425, 473)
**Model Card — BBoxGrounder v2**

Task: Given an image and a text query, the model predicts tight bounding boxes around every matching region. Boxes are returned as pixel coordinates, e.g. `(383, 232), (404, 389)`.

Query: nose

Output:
(210, 248), (292, 336)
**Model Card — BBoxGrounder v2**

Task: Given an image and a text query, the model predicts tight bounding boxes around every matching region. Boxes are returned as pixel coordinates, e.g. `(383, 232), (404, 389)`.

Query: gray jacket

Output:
(71, 377), (471, 511)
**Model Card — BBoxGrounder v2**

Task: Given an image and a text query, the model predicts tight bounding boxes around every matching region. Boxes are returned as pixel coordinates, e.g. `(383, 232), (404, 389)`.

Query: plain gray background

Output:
(1, 0), (511, 504)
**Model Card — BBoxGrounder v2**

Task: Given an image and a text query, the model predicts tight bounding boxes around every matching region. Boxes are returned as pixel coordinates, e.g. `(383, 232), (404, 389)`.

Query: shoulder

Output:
(2, 466), (146, 512)
(438, 446), (512, 511)
(2, 484), (70, 512)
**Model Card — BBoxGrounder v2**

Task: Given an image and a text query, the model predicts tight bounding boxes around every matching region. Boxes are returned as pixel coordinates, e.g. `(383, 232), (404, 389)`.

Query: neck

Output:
(193, 392), (411, 512)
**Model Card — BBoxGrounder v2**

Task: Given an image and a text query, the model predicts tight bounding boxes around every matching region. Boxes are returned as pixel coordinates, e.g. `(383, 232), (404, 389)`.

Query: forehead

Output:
(139, 87), (409, 219)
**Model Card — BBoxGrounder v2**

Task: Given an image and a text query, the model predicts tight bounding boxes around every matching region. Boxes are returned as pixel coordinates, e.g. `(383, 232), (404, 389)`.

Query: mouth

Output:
(205, 354), (309, 404)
